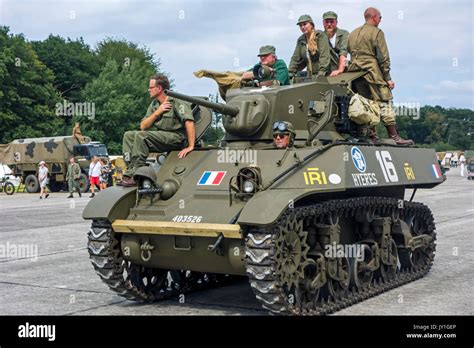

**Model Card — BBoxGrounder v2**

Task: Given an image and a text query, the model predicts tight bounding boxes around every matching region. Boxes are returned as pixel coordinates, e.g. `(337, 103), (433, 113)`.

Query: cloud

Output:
(1, 0), (473, 108)
(424, 80), (474, 93)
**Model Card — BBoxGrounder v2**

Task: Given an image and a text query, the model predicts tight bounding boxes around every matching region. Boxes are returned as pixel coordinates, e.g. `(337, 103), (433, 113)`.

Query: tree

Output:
(78, 59), (155, 154)
(31, 35), (100, 102)
(0, 26), (62, 144)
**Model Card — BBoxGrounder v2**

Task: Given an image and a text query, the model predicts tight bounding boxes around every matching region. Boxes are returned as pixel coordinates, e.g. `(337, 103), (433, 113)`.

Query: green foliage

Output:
(396, 106), (474, 151)
(31, 35), (100, 102)
(201, 93), (225, 146)
(78, 59), (155, 154)
(0, 26), (62, 144)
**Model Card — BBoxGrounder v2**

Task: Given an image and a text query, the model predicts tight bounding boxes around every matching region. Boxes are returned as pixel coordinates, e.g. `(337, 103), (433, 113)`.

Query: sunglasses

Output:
(273, 133), (289, 139)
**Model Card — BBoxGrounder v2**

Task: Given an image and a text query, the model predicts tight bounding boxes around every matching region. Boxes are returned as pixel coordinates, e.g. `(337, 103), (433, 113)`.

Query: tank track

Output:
(245, 196), (436, 315)
(87, 219), (237, 302)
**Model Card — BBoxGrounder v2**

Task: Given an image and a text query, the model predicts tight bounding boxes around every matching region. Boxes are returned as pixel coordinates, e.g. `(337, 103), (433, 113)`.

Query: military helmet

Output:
(272, 121), (295, 136)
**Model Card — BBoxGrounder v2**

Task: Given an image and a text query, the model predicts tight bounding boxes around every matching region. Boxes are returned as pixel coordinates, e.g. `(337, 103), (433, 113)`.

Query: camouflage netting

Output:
(0, 136), (90, 165)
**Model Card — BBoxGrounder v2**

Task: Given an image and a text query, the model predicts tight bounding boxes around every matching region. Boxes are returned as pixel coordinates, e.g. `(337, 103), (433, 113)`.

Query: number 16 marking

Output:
(375, 151), (399, 183)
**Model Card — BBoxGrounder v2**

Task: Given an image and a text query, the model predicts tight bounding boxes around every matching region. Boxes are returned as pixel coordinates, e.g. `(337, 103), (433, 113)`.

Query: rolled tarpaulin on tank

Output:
(193, 69), (244, 101)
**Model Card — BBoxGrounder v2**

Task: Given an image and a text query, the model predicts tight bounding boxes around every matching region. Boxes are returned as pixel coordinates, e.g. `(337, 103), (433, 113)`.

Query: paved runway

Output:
(0, 166), (472, 315)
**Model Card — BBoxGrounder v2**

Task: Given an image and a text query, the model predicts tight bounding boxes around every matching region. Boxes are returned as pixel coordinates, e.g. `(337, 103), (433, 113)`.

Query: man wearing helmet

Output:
(272, 121), (295, 149)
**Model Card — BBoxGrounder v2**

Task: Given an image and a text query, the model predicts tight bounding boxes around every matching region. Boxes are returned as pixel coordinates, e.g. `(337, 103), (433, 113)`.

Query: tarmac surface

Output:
(0, 166), (472, 316)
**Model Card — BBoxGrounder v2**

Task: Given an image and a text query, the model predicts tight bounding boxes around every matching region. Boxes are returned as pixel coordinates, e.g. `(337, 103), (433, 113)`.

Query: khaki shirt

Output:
(142, 97), (194, 135)
(66, 162), (81, 180)
(288, 31), (331, 76)
(323, 28), (349, 72)
(347, 23), (393, 100)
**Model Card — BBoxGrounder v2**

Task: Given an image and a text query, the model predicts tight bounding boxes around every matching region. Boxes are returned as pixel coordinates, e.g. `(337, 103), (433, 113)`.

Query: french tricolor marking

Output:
(197, 171), (227, 186)
(431, 164), (442, 179)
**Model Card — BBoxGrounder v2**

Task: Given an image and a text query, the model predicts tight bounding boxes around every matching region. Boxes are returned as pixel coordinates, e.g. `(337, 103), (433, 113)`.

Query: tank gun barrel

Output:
(164, 90), (239, 116)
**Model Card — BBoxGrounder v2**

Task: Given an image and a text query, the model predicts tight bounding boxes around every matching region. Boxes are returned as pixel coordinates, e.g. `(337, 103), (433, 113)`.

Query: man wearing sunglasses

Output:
(272, 121), (296, 149)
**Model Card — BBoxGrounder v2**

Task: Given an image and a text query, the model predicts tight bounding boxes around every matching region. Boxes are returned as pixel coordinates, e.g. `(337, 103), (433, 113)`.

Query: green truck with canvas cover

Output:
(83, 72), (444, 315)
(0, 136), (109, 193)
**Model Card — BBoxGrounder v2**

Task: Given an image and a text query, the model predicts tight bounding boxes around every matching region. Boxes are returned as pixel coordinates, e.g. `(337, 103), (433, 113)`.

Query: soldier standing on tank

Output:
(321, 11), (349, 77)
(66, 156), (82, 198)
(347, 7), (414, 146)
(288, 14), (331, 78)
(241, 45), (290, 86)
(272, 121), (295, 149)
(119, 74), (195, 187)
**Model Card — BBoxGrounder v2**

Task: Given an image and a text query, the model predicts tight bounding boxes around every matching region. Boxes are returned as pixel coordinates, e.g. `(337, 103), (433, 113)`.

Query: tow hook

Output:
(140, 241), (155, 262)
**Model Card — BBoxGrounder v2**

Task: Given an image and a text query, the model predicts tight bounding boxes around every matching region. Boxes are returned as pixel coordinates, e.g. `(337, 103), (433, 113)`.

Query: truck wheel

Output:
(49, 180), (64, 192)
(4, 182), (15, 195)
(25, 174), (40, 193)
(78, 173), (90, 193)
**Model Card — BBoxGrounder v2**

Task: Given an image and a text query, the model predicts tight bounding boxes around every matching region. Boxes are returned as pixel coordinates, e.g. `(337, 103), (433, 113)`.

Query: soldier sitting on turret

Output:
(118, 74), (195, 187)
(241, 45), (290, 86)
(272, 121), (295, 149)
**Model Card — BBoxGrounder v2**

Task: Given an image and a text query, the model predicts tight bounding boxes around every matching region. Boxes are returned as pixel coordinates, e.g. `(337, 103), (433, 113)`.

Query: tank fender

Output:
(237, 189), (311, 226)
(82, 186), (136, 222)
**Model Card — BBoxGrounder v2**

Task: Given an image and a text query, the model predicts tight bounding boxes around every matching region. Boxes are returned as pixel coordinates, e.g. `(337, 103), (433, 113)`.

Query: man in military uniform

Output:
(321, 11), (349, 77)
(66, 156), (82, 198)
(348, 7), (413, 145)
(241, 45), (290, 86)
(288, 14), (331, 78)
(119, 74), (195, 187)
(272, 121), (295, 149)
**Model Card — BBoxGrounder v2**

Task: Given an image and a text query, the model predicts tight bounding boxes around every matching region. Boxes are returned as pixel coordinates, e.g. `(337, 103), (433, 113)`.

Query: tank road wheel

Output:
(324, 257), (350, 300)
(399, 207), (436, 271)
(126, 264), (169, 300)
(375, 238), (398, 282)
(349, 244), (374, 290)
(25, 174), (39, 193)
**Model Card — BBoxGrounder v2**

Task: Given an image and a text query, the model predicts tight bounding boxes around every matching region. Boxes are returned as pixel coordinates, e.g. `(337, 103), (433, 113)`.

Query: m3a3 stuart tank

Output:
(83, 72), (444, 315)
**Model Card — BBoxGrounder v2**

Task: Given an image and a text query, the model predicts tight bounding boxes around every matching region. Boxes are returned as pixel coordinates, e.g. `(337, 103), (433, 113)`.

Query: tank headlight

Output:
(243, 180), (255, 193)
(141, 179), (152, 189)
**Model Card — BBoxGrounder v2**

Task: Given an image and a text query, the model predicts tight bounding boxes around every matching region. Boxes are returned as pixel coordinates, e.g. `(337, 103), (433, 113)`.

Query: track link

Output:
(245, 197), (436, 315)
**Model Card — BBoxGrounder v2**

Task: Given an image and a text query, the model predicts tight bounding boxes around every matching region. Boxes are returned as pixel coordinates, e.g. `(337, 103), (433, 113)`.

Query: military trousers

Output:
(122, 130), (184, 177)
(68, 178), (80, 193)
(352, 78), (396, 126)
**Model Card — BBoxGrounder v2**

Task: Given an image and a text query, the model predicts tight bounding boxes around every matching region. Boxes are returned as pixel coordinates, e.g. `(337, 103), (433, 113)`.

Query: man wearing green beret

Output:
(321, 11), (349, 77)
(288, 14), (331, 78)
(241, 45), (290, 86)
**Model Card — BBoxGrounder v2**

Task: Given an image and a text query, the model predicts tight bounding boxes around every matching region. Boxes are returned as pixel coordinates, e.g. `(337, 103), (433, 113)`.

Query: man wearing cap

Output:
(347, 7), (413, 145)
(321, 11), (349, 77)
(288, 14), (331, 78)
(241, 45), (290, 86)
(272, 121), (295, 149)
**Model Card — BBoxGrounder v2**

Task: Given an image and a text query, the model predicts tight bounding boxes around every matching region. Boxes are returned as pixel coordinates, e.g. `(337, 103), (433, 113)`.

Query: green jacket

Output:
(347, 23), (393, 101)
(143, 97), (194, 136)
(66, 162), (81, 180)
(252, 59), (290, 86)
(288, 31), (331, 76)
(323, 28), (349, 72)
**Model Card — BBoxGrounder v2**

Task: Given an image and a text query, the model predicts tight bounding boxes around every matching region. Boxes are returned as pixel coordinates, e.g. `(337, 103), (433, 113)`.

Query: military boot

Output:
(369, 126), (380, 144)
(356, 124), (370, 142)
(385, 125), (414, 146)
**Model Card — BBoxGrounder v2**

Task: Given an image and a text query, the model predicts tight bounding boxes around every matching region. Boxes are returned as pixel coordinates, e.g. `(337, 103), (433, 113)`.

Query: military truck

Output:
(0, 136), (109, 193)
(84, 72), (444, 315)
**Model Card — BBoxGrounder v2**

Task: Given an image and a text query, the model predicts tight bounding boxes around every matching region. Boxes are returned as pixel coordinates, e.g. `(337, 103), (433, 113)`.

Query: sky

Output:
(1, 0), (473, 109)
